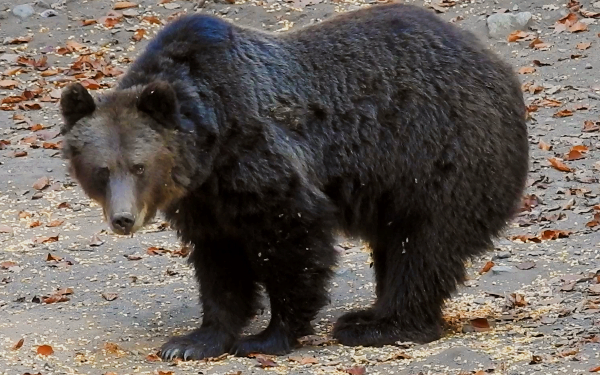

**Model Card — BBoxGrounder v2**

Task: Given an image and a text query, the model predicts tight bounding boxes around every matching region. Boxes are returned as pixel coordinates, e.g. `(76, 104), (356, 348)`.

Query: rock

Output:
(40, 9), (58, 17)
(35, 0), (51, 8)
(493, 251), (511, 260)
(487, 12), (532, 39)
(594, 1), (600, 9)
(12, 4), (35, 19)
(586, 63), (593, 70)
(491, 265), (515, 274)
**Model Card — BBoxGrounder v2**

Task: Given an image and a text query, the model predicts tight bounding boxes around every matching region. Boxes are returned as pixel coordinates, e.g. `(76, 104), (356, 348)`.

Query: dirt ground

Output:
(1, 0), (600, 374)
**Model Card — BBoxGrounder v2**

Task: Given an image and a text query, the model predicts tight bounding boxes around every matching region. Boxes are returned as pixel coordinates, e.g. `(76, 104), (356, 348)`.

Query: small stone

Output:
(122, 9), (138, 17)
(491, 265), (515, 274)
(12, 4), (35, 19)
(512, 5), (519, 11)
(493, 251), (511, 260)
(585, 63), (593, 70)
(35, 0), (51, 8)
(40, 9), (58, 17)
(487, 12), (532, 39)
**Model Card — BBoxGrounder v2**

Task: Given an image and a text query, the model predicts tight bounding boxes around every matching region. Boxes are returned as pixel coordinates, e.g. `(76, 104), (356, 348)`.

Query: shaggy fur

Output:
(60, 3), (529, 361)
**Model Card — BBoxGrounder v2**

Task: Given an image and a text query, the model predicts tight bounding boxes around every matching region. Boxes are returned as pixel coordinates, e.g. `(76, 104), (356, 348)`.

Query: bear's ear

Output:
(137, 81), (179, 128)
(60, 83), (96, 134)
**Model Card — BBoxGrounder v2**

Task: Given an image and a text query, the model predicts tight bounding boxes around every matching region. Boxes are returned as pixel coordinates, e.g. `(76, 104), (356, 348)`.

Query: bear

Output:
(59, 3), (529, 361)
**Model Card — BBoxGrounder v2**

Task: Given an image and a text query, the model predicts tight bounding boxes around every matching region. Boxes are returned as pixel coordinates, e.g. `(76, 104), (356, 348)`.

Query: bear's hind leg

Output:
(161, 238), (260, 361)
(334, 217), (484, 346)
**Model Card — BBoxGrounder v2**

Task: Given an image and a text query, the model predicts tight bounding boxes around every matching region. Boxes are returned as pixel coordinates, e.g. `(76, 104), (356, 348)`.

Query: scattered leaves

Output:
(12, 338), (24, 350)
(518, 66), (536, 74)
(479, 261), (495, 274)
(37, 345), (54, 356)
(548, 158), (572, 172)
(469, 317), (491, 332)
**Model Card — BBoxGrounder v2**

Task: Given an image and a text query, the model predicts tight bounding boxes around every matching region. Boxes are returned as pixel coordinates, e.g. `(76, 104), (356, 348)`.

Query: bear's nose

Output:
(112, 212), (135, 234)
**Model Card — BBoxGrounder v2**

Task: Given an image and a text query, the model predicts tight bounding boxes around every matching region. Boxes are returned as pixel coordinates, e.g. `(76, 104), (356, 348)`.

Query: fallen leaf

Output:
(470, 317), (491, 332)
(0, 80), (19, 89)
(344, 366), (366, 375)
(29, 220), (42, 228)
(157, 372), (174, 375)
(13, 151), (28, 157)
(479, 261), (494, 274)
(530, 355), (542, 364)
(12, 338), (24, 350)
(255, 354), (278, 368)
(147, 246), (170, 255)
(132, 29), (146, 42)
(37, 345), (54, 356)
(90, 234), (105, 247)
(577, 42), (592, 50)
(508, 30), (530, 42)
(142, 16), (162, 24)
(32, 176), (50, 190)
(46, 219), (64, 228)
(518, 66), (536, 74)
(146, 353), (161, 362)
(569, 21), (588, 32)
(540, 229), (571, 240)
(6, 36), (32, 44)
(0, 261), (17, 269)
(82, 19), (97, 26)
(548, 158), (572, 172)
(590, 365), (600, 372)
(589, 284), (600, 295)
(511, 293), (527, 307)
(565, 149), (585, 161)
(583, 120), (600, 132)
(43, 294), (70, 304)
(102, 292), (119, 301)
(46, 253), (62, 262)
(539, 140), (552, 151)
(34, 235), (59, 244)
(126, 254), (142, 260)
(114, 1), (137, 9)
(554, 109), (573, 117)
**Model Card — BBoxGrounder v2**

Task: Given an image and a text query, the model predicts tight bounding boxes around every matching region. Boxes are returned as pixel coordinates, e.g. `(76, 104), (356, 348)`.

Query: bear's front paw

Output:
(160, 327), (235, 361)
(231, 327), (294, 357)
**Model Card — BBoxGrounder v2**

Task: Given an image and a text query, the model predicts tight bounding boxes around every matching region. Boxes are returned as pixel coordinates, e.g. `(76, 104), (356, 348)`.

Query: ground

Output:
(0, 0), (599, 374)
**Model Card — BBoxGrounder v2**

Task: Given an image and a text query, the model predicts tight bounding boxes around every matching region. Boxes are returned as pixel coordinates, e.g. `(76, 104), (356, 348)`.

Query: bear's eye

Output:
(133, 164), (145, 176)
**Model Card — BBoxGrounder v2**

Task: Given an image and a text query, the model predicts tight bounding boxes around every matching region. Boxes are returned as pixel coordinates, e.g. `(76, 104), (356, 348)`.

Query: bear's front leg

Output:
(161, 238), (261, 361)
(230, 218), (338, 357)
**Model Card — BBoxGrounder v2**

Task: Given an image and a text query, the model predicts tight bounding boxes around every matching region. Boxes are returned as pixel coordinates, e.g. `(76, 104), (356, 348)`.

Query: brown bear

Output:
(59, 3), (529, 361)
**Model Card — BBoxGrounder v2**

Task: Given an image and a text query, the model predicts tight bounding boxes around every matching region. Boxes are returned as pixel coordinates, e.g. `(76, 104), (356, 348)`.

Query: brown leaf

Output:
(57, 287), (74, 295)
(37, 345), (54, 356)
(90, 234), (105, 247)
(255, 354), (278, 368)
(157, 372), (174, 375)
(142, 16), (162, 24)
(470, 317), (491, 331)
(1, 261), (17, 269)
(33, 176), (50, 190)
(518, 66), (536, 74)
(569, 21), (588, 32)
(539, 98), (563, 107)
(479, 261), (494, 274)
(548, 158), (572, 172)
(577, 42), (592, 50)
(13, 151), (28, 157)
(590, 365), (600, 372)
(147, 246), (170, 255)
(114, 1), (137, 9)
(565, 149), (585, 161)
(46, 253), (62, 262)
(0, 79), (19, 89)
(102, 292), (119, 301)
(82, 19), (97, 26)
(572, 145), (589, 152)
(66, 40), (86, 52)
(12, 338), (24, 350)
(6, 36), (32, 44)
(554, 109), (574, 117)
(508, 30), (530, 42)
(516, 261), (536, 270)
(540, 229), (571, 240)
(172, 246), (190, 257)
(80, 79), (101, 90)
(132, 29), (146, 42)
(511, 293), (527, 307)
(583, 120), (600, 132)
(126, 254), (142, 260)
(43, 294), (70, 304)
(529, 38), (551, 49)
(34, 235), (59, 244)
(29, 220), (42, 228)
(344, 366), (366, 375)
(3, 67), (23, 76)
(0, 225), (14, 234)
(539, 140), (552, 151)
(146, 353), (161, 362)
(46, 219), (64, 228)
(589, 284), (600, 295)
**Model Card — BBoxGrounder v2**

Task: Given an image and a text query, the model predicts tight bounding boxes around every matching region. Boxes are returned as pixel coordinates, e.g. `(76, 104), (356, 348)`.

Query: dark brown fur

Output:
(60, 4), (529, 361)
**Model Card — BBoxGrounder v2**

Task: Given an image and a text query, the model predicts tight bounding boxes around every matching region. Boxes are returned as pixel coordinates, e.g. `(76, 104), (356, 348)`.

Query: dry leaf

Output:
(470, 317), (491, 331)
(142, 16), (162, 24)
(34, 235), (59, 244)
(508, 30), (530, 42)
(102, 292), (119, 301)
(589, 365), (600, 372)
(583, 120), (600, 132)
(132, 29), (146, 42)
(37, 345), (54, 356)
(255, 354), (278, 368)
(1, 261), (17, 269)
(0, 80), (19, 89)
(146, 353), (161, 362)
(518, 66), (536, 74)
(548, 158), (571, 172)
(47, 219), (64, 228)
(565, 149), (585, 161)
(569, 21), (588, 32)
(539, 140), (552, 151)
(577, 42), (592, 50)
(12, 338), (24, 350)
(33, 176), (50, 190)
(554, 109), (573, 117)
(479, 261), (494, 274)
(344, 366), (366, 375)
(114, 1), (137, 9)
(82, 19), (97, 26)
(46, 253), (62, 262)
(540, 229), (571, 240)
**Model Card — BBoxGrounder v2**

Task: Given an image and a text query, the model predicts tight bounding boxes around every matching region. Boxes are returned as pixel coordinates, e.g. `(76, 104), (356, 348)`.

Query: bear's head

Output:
(59, 81), (209, 235)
